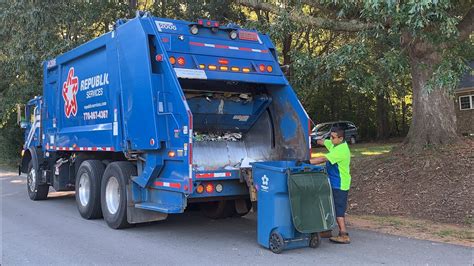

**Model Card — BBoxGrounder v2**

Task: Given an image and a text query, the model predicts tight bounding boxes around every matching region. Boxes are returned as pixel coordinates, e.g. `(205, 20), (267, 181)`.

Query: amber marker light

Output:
(196, 184), (204, 193)
(169, 56), (176, 64)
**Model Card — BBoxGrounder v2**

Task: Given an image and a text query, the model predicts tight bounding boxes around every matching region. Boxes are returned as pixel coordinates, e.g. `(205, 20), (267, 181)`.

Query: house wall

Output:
(454, 90), (474, 136)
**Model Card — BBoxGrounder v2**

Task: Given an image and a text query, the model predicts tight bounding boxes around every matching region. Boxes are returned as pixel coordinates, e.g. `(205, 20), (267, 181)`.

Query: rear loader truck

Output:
(18, 12), (334, 253)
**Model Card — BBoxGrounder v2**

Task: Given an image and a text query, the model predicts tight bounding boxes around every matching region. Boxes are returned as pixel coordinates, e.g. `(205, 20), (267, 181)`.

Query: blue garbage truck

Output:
(18, 12), (312, 230)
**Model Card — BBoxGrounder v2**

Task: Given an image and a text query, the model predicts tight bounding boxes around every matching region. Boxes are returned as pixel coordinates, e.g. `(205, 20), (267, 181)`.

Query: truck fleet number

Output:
(83, 110), (108, 120)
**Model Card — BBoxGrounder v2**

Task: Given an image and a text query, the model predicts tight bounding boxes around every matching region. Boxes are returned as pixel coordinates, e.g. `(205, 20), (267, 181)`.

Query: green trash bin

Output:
(288, 170), (336, 233)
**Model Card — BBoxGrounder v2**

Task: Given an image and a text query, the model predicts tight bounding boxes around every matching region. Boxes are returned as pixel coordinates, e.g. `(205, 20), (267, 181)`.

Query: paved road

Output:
(1, 168), (473, 265)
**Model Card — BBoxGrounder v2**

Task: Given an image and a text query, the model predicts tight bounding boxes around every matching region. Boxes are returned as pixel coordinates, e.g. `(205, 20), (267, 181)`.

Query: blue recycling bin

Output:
(252, 161), (335, 253)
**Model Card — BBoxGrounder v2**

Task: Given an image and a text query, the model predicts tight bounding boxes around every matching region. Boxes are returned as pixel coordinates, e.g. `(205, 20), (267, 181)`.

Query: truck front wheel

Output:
(101, 161), (136, 229)
(75, 160), (105, 219)
(26, 161), (49, 201)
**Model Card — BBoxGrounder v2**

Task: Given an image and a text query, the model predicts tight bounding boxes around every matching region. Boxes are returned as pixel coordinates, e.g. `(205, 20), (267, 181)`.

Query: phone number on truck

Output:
(83, 110), (108, 120)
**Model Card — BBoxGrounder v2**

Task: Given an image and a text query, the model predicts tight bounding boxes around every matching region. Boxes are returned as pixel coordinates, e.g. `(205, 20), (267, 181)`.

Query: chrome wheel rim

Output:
(27, 168), (36, 192)
(105, 176), (120, 215)
(78, 173), (91, 206)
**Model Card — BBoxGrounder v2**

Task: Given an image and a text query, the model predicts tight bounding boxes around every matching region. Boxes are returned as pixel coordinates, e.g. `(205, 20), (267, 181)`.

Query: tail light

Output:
(259, 64), (265, 72)
(205, 183), (214, 193)
(177, 57), (185, 66)
(155, 54), (163, 62)
(169, 56), (176, 65)
(266, 65), (273, 72)
(218, 58), (229, 65)
(196, 184), (204, 193)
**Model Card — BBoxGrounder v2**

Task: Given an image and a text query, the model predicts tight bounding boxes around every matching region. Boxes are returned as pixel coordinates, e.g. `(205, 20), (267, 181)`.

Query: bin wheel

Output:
(309, 233), (321, 248)
(269, 232), (285, 254)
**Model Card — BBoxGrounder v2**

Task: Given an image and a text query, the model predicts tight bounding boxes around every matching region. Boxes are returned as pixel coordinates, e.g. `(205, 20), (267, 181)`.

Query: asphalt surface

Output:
(1, 168), (473, 265)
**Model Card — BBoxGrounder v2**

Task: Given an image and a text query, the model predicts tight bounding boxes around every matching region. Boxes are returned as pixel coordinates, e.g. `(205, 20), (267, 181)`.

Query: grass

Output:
(363, 215), (406, 228)
(436, 229), (474, 240)
(350, 215), (474, 245)
(311, 142), (396, 158)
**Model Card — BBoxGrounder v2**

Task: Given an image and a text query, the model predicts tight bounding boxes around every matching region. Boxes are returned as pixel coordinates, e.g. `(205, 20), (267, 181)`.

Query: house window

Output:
(459, 95), (473, 110)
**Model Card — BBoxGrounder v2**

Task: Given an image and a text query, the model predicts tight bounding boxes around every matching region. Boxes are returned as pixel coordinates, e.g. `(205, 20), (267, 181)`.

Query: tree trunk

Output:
(401, 98), (407, 135)
(403, 39), (459, 150)
(376, 92), (390, 140)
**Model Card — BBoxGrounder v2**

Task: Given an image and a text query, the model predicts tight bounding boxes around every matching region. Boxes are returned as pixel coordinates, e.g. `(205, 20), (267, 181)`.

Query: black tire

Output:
(233, 199), (252, 217)
(75, 160), (105, 219)
(26, 160), (49, 201)
(200, 200), (235, 219)
(309, 233), (321, 248)
(101, 161), (136, 229)
(269, 232), (285, 254)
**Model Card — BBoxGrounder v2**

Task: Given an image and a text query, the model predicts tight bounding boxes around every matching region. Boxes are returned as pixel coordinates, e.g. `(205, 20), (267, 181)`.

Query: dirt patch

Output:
(348, 138), (474, 225)
(347, 215), (473, 247)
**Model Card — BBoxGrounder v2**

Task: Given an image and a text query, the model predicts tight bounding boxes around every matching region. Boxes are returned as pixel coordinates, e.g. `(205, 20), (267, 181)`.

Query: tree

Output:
(237, 0), (473, 150)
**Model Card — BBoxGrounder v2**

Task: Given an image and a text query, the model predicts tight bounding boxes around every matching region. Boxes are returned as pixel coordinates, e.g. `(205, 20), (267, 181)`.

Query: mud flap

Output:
(235, 198), (250, 214)
(126, 181), (168, 224)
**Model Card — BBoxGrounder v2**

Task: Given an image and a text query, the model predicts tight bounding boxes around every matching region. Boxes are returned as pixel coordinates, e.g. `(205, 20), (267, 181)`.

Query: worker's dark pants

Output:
(332, 188), (349, 217)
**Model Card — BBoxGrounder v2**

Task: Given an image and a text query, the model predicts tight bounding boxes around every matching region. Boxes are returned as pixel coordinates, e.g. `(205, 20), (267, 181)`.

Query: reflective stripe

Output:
(51, 146), (115, 152)
(189, 41), (268, 53)
(196, 172), (232, 178)
(154, 181), (181, 189)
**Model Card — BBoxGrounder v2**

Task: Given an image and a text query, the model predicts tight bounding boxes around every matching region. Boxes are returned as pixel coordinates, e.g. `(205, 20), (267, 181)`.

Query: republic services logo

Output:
(62, 67), (79, 118)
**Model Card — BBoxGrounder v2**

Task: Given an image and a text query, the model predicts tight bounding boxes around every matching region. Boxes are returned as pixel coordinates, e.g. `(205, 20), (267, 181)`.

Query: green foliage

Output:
(0, 0), (471, 163)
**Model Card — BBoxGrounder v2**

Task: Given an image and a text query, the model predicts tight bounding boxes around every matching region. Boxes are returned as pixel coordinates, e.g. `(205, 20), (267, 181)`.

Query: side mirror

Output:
(20, 120), (28, 129)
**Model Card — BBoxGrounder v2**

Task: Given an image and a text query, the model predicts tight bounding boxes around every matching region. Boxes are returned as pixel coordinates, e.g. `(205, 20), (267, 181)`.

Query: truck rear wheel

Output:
(26, 161), (49, 201)
(75, 160), (105, 219)
(200, 200), (235, 219)
(233, 199), (252, 217)
(101, 161), (136, 229)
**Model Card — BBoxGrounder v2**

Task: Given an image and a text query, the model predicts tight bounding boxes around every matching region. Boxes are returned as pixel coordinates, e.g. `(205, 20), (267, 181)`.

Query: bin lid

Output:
(288, 171), (336, 233)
